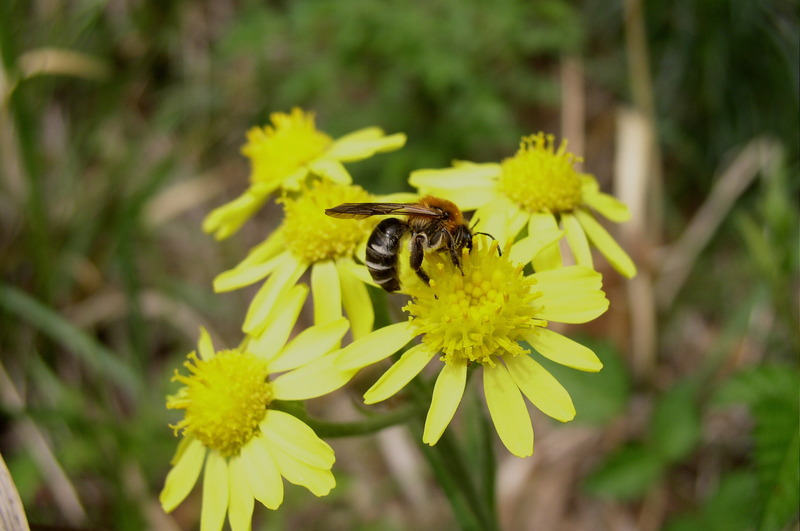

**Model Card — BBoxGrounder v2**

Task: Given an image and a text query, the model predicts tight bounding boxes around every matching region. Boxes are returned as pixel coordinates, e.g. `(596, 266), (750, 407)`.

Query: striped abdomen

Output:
(366, 218), (409, 292)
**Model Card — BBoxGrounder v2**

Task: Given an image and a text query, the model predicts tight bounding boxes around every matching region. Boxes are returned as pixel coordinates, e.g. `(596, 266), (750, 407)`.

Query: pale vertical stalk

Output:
(560, 55), (585, 170)
(620, 0), (661, 381)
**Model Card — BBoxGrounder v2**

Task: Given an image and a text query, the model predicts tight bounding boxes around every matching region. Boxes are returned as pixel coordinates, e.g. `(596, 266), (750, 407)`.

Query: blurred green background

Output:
(0, 0), (797, 530)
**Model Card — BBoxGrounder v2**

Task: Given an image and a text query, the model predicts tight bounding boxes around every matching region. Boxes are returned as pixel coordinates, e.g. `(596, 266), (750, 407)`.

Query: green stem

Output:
(477, 399), (498, 525)
(408, 376), (498, 531)
(0, 22), (54, 303)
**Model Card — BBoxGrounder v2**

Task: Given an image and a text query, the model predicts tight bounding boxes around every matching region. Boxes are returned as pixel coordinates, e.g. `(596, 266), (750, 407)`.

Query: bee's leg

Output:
(442, 231), (465, 276)
(415, 267), (431, 286)
(409, 233), (432, 286)
(448, 248), (464, 276)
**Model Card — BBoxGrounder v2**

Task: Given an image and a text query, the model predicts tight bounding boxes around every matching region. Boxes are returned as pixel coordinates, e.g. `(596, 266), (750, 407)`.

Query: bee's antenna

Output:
(473, 231), (502, 256)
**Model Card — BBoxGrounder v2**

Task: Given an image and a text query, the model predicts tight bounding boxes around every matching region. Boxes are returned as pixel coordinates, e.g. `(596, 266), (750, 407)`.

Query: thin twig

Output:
(655, 138), (782, 308)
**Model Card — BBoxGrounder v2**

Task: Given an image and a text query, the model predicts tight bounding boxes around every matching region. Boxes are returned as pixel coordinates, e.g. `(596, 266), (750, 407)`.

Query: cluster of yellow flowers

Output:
(161, 108), (636, 530)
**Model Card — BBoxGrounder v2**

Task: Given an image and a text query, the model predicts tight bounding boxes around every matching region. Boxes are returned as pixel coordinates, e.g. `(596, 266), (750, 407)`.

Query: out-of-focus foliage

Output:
(0, 0), (797, 529)
(584, 0), (799, 202)
(715, 365), (800, 531)
(212, 0), (581, 191)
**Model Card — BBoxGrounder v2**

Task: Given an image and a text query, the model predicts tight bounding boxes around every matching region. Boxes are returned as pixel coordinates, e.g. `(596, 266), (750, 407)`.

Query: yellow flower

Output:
(334, 241), (609, 457)
(409, 132), (637, 278)
(160, 286), (353, 531)
(213, 179), (413, 339)
(204, 107), (407, 239)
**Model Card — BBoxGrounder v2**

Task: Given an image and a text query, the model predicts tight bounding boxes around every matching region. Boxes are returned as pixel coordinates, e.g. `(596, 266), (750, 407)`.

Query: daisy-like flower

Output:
(203, 107), (407, 240)
(334, 240), (609, 457)
(213, 178), (413, 339)
(160, 285), (354, 531)
(409, 132), (637, 278)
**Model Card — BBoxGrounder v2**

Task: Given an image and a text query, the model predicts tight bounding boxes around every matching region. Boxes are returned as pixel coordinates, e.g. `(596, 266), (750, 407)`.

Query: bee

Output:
(325, 195), (495, 292)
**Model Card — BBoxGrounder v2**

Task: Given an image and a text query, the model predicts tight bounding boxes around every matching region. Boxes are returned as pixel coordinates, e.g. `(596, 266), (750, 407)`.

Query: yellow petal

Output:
(271, 355), (356, 400)
(311, 260), (342, 326)
(423, 360), (467, 446)
(539, 292), (610, 323)
(261, 410), (335, 469)
(160, 438), (206, 512)
(247, 284), (308, 363)
(338, 260), (374, 340)
(409, 163), (501, 190)
(583, 191), (632, 223)
(505, 355), (575, 422)
(444, 186), (502, 212)
(197, 327), (215, 361)
(200, 451), (229, 531)
(364, 344), (436, 404)
(561, 212), (593, 268)
(276, 166), (309, 191)
(203, 188), (271, 240)
(375, 192), (419, 203)
(484, 363), (534, 457)
(243, 255), (307, 334)
(335, 322), (416, 370)
(473, 196), (524, 245)
(526, 328), (602, 372)
(509, 230), (563, 265)
(265, 438), (336, 497)
(231, 226), (286, 271)
(268, 318), (349, 373)
(337, 256), (376, 286)
(410, 165), (502, 210)
(330, 126), (384, 144)
(574, 208), (637, 278)
(214, 251), (286, 293)
(327, 130), (407, 161)
(535, 264), (603, 292)
(529, 213), (564, 271)
(228, 456), (254, 531)
(168, 433), (194, 466)
(534, 266), (609, 323)
(307, 158), (353, 184)
(240, 437), (283, 510)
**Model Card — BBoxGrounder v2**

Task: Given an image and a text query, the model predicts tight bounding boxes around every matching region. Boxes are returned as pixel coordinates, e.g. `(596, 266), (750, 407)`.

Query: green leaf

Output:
(713, 364), (800, 531)
(584, 443), (665, 501)
(649, 381), (702, 462)
(536, 338), (630, 425)
(714, 364), (799, 407)
(664, 471), (759, 531)
(753, 400), (800, 531)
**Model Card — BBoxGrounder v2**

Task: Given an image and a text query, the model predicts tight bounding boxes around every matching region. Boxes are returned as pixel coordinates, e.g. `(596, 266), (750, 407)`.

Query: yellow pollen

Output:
(403, 241), (544, 366)
(241, 108), (333, 186)
(168, 350), (272, 457)
(498, 132), (583, 213)
(281, 180), (373, 263)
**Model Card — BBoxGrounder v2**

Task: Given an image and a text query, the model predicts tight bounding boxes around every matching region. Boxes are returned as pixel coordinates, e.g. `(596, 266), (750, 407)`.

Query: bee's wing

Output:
(325, 202), (440, 220)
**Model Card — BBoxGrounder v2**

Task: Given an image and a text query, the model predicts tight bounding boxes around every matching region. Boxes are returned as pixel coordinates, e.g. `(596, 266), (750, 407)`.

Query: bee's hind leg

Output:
(409, 233), (431, 285)
(414, 267), (431, 286)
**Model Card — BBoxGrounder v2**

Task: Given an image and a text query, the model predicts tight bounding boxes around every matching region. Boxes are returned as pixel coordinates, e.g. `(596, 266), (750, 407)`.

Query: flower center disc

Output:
(282, 180), (373, 263)
(498, 133), (583, 214)
(169, 350), (272, 457)
(404, 242), (543, 365)
(242, 108), (333, 186)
